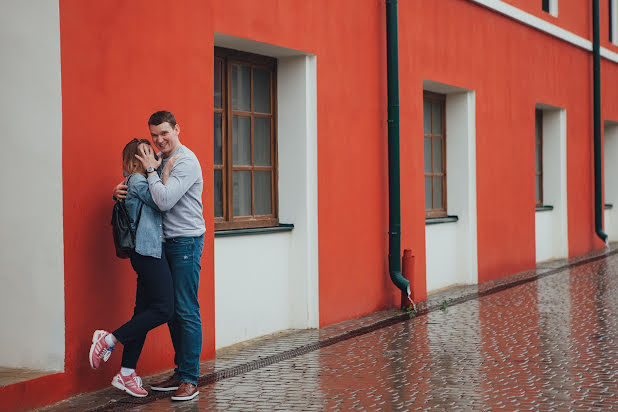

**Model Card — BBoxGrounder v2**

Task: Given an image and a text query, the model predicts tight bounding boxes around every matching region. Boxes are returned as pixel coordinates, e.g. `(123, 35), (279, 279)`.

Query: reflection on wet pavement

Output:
(121, 256), (616, 411)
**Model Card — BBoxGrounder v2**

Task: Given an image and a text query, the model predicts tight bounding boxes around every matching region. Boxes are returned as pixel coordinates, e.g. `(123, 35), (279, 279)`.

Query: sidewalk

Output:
(39, 244), (618, 411)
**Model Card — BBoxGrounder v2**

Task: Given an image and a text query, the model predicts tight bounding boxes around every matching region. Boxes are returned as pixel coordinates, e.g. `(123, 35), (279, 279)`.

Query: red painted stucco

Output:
(2, 1), (617, 410)
(212, 0), (401, 325)
(399, 0), (606, 285)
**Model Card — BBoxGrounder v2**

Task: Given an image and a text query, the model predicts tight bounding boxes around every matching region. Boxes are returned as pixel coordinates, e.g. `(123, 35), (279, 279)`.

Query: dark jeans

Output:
(113, 251), (174, 369)
(165, 234), (204, 385)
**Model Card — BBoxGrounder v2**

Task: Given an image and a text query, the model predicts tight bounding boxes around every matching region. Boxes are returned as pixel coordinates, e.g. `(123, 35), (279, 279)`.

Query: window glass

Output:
(432, 102), (442, 134)
(433, 177), (443, 210)
(424, 137), (432, 173)
(214, 113), (223, 165)
(425, 176), (432, 209)
(423, 101), (431, 134)
(535, 109), (543, 205)
(255, 171), (272, 215)
(214, 170), (223, 217)
(233, 116), (251, 166)
(233, 171), (252, 216)
(254, 117), (271, 166)
(611, 0), (617, 43)
(215, 59), (223, 109)
(253, 68), (271, 113)
(232, 64), (251, 112)
(433, 138), (443, 173)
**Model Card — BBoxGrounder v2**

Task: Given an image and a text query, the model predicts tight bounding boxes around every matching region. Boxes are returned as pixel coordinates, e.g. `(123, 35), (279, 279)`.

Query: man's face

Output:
(149, 122), (180, 158)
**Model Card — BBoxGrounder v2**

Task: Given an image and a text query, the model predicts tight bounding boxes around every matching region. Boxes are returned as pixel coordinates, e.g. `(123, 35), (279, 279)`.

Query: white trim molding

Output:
(469, 0), (618, 64)
(424, 81), (478, 292)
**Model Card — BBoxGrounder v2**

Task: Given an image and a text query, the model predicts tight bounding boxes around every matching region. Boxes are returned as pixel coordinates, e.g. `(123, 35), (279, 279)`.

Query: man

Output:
(114, 110), (205, 401)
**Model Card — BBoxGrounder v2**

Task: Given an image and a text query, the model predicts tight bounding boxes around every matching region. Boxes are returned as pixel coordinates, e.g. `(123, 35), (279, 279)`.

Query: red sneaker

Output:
(88, 330), (114, 369)
(111, 372), (148, 397)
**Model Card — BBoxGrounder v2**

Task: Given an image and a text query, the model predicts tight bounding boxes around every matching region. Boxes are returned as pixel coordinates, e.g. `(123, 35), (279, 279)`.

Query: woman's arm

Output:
(127, 175), (162, 212)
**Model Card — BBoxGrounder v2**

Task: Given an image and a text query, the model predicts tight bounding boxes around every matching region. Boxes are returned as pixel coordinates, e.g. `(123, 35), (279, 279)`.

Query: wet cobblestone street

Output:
(42, 252), (617, 411)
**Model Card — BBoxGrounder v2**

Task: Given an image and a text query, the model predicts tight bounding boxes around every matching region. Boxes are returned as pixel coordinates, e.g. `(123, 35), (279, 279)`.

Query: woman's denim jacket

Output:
(125, 173), (163, 258)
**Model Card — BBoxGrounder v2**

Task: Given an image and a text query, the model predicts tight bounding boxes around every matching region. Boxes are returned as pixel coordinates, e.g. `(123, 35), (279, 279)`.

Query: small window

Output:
(423, 92), (447, 218)
(535, 109), (544, 206)
(542, 0), (558, 16)
(214, 47), (278, 230)
(611, 0), (618, 44)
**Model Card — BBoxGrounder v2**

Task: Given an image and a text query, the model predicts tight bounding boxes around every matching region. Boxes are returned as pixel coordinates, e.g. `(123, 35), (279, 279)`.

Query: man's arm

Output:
(113, 181), (128, 200)
(147, 157), (199, 211)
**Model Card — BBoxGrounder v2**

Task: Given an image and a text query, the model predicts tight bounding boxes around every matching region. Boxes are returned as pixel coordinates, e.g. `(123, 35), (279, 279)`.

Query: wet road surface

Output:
(43, 252), (617, 411)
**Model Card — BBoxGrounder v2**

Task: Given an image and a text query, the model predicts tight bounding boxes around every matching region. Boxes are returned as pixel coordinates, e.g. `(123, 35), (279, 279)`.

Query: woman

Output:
(88, 138), (173, 398)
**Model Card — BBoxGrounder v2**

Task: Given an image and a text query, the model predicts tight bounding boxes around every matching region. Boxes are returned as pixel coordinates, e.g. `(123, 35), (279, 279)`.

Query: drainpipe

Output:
(593, 0), (609, 244)
(386, 0), (411, 296)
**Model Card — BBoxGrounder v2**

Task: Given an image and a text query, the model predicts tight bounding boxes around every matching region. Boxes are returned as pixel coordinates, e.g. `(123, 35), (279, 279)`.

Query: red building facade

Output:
(1, 1), (617, 410)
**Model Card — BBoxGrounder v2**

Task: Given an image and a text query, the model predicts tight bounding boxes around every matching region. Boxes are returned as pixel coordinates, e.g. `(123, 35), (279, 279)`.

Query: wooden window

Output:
(423, 92), (447, 218)
(542, 0), (550, 13)
(535, 109), (544, 206)
(214, 47), (278, 230)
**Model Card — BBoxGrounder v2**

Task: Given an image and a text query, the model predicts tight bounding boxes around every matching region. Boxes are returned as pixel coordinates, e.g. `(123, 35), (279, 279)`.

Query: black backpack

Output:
(111, 179), (143, 258)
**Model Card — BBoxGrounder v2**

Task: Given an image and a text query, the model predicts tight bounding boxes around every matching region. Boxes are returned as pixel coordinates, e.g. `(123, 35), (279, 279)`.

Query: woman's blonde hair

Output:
(122, 138), (155, 176)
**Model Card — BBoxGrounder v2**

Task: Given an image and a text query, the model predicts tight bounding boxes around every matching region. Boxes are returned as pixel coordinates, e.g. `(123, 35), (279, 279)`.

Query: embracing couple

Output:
(88, 110), (204, 401)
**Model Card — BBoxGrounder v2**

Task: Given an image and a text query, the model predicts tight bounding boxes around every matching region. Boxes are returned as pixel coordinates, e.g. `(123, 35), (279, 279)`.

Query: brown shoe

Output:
(171, 381), (199, 401)
(149, 374), (180, 392)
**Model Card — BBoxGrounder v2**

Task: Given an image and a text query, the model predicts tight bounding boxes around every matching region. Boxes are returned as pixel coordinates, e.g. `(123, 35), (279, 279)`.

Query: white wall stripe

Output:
(469, 0), (618, 64)
(601, 47), (618, 62)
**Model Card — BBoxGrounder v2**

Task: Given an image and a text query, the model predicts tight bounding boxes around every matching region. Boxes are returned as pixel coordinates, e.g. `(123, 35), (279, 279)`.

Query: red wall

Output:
(2, 1), (216, 410)
(399, 0), (606, 285)
(2, 0), (617, 410)
(212, 0), (400, 325)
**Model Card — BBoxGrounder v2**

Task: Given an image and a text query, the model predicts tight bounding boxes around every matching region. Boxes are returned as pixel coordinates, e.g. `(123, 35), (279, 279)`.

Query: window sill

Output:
(426, 216), (458, 225)
(214, 223), (294, 238)
(535, 205), (554, 212)
(605, 203), (614, 210)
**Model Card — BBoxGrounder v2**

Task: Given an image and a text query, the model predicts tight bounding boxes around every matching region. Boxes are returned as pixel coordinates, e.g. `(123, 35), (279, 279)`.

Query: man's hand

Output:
(113, 181), (128, 200)
(135, 144), (162, 170)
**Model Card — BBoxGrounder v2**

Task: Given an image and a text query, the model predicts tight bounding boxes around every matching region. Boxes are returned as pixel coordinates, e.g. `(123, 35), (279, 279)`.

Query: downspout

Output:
(386, 0), (411, 297)
(593, 0), (609, 244)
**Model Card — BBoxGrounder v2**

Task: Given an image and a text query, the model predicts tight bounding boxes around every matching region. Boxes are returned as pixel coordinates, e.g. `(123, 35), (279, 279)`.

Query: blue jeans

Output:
(164, 234), (204, 385)
(114, 251), (174, 369)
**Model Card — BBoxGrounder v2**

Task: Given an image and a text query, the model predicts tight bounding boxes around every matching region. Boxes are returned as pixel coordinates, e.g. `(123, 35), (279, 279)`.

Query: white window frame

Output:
(543, 0), (559, 17)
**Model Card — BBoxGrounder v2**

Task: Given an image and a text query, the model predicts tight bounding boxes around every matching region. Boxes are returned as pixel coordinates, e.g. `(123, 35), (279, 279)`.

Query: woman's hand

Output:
(162, 154), (180, 184)
(135, 144), (162, 170)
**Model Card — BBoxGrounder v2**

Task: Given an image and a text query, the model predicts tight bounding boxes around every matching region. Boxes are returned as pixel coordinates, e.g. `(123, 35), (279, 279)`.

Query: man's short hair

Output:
(148, 110), (177, 127)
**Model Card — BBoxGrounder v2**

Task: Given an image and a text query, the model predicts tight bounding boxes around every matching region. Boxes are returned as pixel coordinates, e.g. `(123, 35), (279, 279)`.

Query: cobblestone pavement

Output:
(41, 249), (618, 411)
